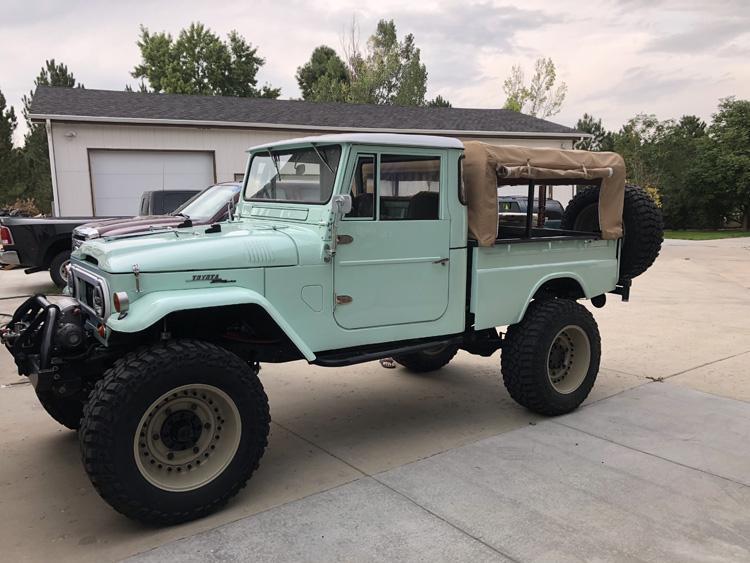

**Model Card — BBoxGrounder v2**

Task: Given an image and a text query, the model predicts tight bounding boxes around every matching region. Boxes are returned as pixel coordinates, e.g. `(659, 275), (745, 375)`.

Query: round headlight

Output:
(92, 286), (105, 317)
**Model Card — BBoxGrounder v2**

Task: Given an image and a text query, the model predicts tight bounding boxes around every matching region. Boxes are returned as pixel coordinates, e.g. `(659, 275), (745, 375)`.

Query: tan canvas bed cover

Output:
(462, 141), (625, 247)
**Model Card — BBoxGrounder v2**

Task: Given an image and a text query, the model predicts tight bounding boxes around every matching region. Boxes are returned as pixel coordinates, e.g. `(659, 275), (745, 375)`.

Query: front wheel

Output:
(501, 299), (601, 415)
(49, 250), (71, 289)
(79, 340), (270, 525)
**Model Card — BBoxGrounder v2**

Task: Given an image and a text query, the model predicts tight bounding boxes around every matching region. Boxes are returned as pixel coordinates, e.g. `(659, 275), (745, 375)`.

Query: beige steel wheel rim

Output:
(546, 325), (591, 394)
(134, 384), (241, 492)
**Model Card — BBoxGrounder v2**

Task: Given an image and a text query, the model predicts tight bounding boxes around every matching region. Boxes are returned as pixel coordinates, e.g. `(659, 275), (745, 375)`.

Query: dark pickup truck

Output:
(0, 189), (199, 287)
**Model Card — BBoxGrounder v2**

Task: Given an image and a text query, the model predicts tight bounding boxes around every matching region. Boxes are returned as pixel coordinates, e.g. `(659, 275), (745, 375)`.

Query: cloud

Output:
(590, 66), (703, 103)
(1, 0), (749, 143)
(643, 19), (750, 54)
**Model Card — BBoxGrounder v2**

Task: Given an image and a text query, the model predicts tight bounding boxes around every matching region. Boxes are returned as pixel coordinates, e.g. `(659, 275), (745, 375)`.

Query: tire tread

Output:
(79, 339), (269, 525)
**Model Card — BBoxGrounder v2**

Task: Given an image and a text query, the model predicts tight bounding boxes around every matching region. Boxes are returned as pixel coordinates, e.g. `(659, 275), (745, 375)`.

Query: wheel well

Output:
(135, 304), (304, 363)
(533, 277), (585, 300)
(43, 238), (72, 267)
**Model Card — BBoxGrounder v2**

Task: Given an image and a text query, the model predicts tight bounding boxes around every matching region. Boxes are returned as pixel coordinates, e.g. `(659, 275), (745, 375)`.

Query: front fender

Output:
(105, 287), (316, 361)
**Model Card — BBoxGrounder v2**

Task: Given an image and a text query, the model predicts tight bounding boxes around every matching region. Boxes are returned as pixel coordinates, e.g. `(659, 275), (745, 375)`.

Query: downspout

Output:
(45, 119), (61, 217)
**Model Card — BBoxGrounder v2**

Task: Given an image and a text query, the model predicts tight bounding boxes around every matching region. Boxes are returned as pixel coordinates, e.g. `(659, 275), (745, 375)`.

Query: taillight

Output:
(0, 226), (12, 246)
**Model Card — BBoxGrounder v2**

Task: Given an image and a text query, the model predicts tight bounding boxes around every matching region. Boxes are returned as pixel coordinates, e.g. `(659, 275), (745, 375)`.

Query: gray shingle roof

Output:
(30, 86), (581, 137)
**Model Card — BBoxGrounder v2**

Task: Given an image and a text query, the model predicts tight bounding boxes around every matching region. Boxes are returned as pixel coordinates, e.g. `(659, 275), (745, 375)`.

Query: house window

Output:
(379, 155), (441, 220)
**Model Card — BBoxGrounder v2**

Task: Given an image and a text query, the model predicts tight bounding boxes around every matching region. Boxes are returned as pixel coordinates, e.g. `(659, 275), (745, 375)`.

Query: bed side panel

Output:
(470, 239), (619, 330)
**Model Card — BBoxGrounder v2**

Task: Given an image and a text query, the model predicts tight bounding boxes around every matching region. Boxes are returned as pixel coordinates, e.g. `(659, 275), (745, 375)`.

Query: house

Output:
(29, 86), (585, 216)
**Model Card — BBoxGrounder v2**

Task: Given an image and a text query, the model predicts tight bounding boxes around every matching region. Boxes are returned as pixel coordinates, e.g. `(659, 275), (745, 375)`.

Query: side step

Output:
(313, 335), (464, 367)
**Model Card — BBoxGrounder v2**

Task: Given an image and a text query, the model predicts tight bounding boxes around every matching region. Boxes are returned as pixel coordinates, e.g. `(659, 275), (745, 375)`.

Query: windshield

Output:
(174, 184), (240, 220)
(245, 145), (341, 204)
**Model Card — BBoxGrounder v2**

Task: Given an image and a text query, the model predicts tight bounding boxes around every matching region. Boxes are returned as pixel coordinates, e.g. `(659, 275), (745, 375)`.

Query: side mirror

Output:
(331, 194), (353, 216)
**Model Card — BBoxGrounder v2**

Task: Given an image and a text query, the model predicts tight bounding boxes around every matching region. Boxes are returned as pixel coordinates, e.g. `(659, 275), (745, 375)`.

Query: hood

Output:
(75, 215), (201, 238)
(77, 224), (300, 273)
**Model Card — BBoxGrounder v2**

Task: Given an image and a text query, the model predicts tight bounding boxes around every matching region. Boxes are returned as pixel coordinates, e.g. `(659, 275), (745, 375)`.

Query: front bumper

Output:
(1, 295), (61, 387)
(0, 250), (20, 266)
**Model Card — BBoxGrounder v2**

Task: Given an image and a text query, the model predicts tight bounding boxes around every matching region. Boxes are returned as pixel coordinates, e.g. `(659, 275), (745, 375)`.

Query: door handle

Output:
(433, 258), (450, 265)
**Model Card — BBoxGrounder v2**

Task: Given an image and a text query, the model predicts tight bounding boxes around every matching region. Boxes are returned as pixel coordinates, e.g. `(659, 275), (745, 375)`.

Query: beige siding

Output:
(49, 122), (575, 216)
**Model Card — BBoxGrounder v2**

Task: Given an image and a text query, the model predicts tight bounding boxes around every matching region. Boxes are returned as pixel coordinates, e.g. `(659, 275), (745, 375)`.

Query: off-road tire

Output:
(502, 299), (600, 416)
(79, 339), (270, 525)
(36, 390), (83, 430)
(394, 343), (459, 373)
(561, 185), (663, 282)
(49, 250), (71, 288)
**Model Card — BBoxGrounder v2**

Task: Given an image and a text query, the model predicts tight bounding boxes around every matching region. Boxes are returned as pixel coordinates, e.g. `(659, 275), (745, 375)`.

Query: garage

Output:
(30, 87), (585, 216)
(88, 150), (215, 216)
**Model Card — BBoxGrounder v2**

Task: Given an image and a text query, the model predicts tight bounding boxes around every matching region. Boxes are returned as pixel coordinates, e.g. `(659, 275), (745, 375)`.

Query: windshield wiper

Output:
(311, 143), (334, 174)
(267, 149), (281, 179)
(173, 212), (192, 227)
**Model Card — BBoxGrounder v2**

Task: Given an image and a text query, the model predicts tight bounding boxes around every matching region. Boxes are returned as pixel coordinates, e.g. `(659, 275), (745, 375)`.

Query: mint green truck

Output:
(1, 134), (661, 524)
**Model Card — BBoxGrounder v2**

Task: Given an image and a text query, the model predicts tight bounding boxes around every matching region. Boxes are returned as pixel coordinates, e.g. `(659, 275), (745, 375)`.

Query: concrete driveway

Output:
(1, 237), (749, 561)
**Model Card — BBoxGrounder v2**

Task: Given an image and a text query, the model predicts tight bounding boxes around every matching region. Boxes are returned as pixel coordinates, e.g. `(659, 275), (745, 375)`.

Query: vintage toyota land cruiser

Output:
(1, 134), (662, 524)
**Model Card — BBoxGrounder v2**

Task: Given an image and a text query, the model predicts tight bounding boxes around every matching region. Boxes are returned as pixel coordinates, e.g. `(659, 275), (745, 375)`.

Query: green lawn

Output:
(664, 230), (750, 240)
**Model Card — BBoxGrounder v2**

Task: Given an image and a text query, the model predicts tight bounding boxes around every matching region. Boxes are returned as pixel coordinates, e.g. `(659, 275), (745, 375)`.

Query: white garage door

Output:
(89, 150), (215, 216)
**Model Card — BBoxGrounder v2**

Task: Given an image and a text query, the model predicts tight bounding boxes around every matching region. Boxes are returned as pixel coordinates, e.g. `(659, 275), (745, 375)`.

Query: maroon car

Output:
(72, 182), (242, 249)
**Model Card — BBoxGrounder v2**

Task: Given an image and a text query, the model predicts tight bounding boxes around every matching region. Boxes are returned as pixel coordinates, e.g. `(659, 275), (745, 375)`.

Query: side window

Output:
(379, 155), (440, 220)
(345, 155), (376, 219)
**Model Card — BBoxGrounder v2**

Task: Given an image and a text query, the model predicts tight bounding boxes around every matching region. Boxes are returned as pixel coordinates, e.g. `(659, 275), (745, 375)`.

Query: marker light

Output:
(113, 291), (130, 313)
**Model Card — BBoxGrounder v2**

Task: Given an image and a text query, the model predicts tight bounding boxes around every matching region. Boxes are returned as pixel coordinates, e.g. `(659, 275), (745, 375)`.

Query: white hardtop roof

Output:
(247, 133), (464, 152)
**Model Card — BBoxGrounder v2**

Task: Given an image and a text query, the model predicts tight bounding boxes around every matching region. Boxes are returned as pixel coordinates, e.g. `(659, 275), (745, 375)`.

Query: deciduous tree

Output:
(502, 57), (567, 118)
(132, 23), (280, 98)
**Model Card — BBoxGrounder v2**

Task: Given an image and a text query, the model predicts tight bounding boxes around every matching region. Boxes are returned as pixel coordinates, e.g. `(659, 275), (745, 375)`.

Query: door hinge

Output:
(335, 294), (353, 305)
(336, 234), (354, 244)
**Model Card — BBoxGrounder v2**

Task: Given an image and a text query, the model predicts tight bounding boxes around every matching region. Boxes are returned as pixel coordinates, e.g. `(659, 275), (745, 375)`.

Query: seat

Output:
(353, 193), (374, 218)
(406, 191), (439, 220)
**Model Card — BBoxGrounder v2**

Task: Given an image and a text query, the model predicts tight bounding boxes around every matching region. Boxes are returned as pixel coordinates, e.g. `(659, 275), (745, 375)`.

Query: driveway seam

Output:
(272, 420), (519, 562)
(663, 349), (750, 380)
(551, 419), (750, 490)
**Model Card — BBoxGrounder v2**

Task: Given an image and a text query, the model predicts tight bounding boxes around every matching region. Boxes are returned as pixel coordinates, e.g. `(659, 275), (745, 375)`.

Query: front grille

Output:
(70, 265), (109, 320)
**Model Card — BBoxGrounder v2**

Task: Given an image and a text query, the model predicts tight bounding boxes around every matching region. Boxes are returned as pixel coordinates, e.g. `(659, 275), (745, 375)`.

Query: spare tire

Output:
(561, 185), (663, 282)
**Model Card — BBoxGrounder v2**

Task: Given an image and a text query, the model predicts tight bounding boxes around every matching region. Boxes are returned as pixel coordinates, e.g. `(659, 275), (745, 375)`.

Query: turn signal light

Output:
(113, 291), (130, 313)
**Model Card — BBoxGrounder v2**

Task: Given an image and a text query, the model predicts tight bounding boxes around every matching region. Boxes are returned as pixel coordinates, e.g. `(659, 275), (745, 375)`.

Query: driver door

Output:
(333, 151), (451, 330)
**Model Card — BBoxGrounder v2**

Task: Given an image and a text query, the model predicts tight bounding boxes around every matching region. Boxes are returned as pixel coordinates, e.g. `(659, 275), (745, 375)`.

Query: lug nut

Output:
(193, 446), (199, 454)
(203, 422), (211, 429)
(167, 452), (174, 460)
(191, 403), (197, 411)
(152, 434), (159, 441)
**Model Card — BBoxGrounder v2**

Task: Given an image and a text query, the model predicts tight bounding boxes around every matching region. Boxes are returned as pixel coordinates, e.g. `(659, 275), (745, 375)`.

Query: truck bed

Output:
(469, 235), (620, 330)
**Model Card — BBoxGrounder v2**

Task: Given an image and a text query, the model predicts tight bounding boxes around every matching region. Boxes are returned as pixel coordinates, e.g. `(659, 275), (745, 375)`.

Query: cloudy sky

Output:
(2, 0), (748, 143)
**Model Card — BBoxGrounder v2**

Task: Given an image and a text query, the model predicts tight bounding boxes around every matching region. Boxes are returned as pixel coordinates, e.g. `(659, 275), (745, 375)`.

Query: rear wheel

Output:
(36, 390), (83, 430)
(49, 250), (71, 288)
(394, 343), (459, 373)
(502, 299), (600, 415)
(79, 340), (270, 525)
